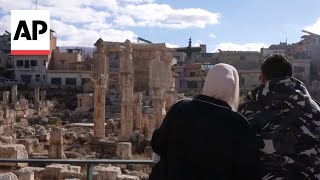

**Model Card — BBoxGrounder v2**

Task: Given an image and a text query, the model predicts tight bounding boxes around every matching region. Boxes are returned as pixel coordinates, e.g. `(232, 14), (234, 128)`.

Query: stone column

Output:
(119, 73), (134, 140)
(132, 92), (142, 131)
(40, 90), (46, 101)
(2, 91), (9, 105)
(90, 74), (108, 139)
(142, 107), (155, 140)
(11, 85), (17, 104)
(164, 91), (177, 111)
(119, 40), (135, 141)
(153, 88), (166, 128)
(149, 51), (167, 129)
(48, 127), (64, 159)
(34, 86), (40, 103)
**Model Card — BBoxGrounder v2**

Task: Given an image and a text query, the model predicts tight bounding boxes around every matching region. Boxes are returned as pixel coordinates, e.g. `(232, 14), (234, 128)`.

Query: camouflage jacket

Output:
(239, 77), (320, 180)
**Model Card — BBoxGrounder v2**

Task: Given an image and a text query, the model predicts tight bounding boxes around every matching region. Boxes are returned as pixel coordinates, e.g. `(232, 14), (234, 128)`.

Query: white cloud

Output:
(113, 15), (136, 26)
(0, 0), (34, 12)
(209, 33), (216, 39)
(51, 20), (136, 47)
(1, 0), (113, 24)
(0, 15), (10, 32)
(165, 43), (179, 48)
(193, 40), (203, 47)
(51, 19), (79, 37)
(304, 18), (320, 35)
(57, 28), (136, 47)
(120, 0), (155, 4)
(83, 22), (111, 30)
(118, 3), (220, 29)
(0, 0), (221, 48)
(214, 42), (268, 52)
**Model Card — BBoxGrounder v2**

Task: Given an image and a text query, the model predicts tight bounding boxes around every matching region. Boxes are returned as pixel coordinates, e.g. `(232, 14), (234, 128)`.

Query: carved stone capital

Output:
(120, 73), (134, 87)
(90, 74), (109, 89)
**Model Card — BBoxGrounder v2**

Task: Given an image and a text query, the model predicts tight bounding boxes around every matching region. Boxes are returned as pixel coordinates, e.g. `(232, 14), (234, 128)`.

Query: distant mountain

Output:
(58, 46), (95, 56)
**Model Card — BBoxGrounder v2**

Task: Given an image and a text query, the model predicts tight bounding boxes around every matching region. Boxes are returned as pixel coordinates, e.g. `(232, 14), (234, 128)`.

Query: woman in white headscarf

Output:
(149, 63), (259, 180)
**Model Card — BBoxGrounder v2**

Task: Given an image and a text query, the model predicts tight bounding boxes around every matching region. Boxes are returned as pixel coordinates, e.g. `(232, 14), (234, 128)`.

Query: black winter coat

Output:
(149, 94), (259, 180)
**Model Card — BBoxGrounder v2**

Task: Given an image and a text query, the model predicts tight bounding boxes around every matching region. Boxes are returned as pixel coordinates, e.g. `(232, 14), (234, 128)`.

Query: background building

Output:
(13, 30), (57, 85)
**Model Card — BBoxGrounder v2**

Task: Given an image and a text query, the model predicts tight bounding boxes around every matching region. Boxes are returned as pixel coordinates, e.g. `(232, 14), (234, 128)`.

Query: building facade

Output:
(172, 64), (205, 93)
(13, 30), (57, 85)
(0, 31), (10, 54)
(13, 55), (48, 84)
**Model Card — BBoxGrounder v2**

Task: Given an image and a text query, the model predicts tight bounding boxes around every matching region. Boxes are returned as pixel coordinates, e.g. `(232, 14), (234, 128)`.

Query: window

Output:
(24, 60), (30, 68)
(60, 60), (65, 64)
(35, 75), (40, 82)
(187, 81), (198, 88)
(190, 72), (196, 77)
(240, 56), (246, 60)
(79, 99), (82, 107)
(43, 75), (46, 80)
(51, 78), (62, 85)
(81, 78), (90, 86)
(31, 60), (37, 66)
(16, 60), (23, 67)
(43, 60), (46, 66)
(0, 58), (1, 63)
(109, 52), (119, 62)
(21, 75), (32, 83)
(66, 78), (77, 86)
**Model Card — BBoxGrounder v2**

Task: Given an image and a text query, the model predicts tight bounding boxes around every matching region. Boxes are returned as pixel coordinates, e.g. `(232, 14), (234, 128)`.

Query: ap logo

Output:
(11, 10), (50, 55)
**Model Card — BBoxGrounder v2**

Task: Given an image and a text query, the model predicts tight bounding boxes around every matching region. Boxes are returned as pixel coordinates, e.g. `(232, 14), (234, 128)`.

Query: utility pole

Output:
(35, 0), (38, 10)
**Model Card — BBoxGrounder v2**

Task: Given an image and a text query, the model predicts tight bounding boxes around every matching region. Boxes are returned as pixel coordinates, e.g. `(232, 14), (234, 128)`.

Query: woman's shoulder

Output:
(229, 110), (252, 129)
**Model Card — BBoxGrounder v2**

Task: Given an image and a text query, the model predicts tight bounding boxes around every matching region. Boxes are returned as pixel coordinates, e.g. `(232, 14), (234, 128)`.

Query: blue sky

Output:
(0, 0), (319, 52)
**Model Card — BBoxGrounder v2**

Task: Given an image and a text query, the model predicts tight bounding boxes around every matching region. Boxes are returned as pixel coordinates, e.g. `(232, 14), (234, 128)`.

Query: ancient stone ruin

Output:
(0, 39), (181, 179)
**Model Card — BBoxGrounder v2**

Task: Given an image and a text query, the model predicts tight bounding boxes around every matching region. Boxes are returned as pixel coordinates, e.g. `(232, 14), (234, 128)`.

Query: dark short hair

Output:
(261, 54), (293, 80)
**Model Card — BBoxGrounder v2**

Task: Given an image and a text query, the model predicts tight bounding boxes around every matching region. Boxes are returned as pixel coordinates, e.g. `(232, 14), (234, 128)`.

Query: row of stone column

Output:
(1, 86), (46, 106)
(91, 40), (177, 142)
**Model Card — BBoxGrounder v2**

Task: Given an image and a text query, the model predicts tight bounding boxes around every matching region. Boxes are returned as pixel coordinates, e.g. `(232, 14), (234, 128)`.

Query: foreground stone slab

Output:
(14, 170), (34, 180)
(0, 144), (28, 168)
(94, 166), (121, 180)
(117, 175), (139, 180)
(43, 164), (82, 179)
(0, 172), (18, 180)
(15, 167), (45, 180)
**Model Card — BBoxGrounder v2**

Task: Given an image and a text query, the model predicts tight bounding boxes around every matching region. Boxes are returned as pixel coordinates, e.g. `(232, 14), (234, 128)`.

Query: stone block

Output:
(144, 146), (153, 157)
(16, 139), (35, 155)
(94, 166), (121, 180)
(0, 144), (28, 168)
(117, 175), (139, 180)
(0, 110), (4, 119)
(9, 110), (16, 119)
(0, 135), (13, 143)
(0, 172), (19, 180)
(39, 133), (50, 142)
(15, 170), (34, 180)
(16, 110), (25, 118)
(15, 167), (45, 180)
(0, 126), (4, 135)
(116, 142), (132, 159)
(44, 164), (81, 179)
(14, 103), (21, 111)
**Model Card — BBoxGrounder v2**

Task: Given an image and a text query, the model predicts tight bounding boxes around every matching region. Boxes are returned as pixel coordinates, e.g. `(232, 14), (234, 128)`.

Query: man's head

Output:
(260, 54), (293, 83)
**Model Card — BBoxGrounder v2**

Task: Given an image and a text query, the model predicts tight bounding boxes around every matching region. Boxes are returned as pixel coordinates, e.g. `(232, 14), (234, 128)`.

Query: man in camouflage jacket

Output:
(239, 55), (320, 180)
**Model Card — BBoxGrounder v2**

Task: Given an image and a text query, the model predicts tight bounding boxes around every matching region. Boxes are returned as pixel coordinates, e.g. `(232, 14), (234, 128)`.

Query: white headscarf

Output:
(202, 63), (240, 111)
